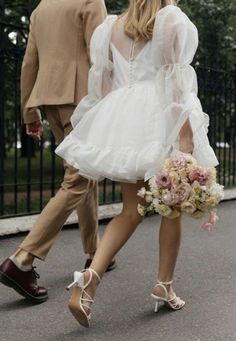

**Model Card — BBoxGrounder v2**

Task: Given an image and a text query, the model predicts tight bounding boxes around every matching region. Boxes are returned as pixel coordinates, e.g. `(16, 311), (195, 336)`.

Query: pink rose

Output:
(171, 156), (187, 169)
(202, 222), (214, 231)
(155, 171), (171, 189)
(162, 192), (180, 206)
(172, 183), (192, 203)
(162, 192), (179, 206)
(202, 209), (218, 231)
(188, 167), (209, 185)
(208, 209), (219, 225)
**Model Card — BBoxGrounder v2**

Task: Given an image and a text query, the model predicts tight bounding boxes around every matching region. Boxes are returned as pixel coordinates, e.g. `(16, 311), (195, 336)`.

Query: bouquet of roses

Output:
(137, 153), (224, 230)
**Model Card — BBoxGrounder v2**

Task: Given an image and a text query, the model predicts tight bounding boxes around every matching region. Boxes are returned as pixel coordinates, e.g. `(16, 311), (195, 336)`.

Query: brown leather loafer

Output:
(0, 258), (48, 303)
(84, 258), (116, 272)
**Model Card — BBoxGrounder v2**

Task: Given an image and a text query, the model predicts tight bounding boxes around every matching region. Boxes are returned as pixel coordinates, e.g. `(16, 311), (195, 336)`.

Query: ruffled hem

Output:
(55, 130), (218, 183)
(55, 134), (171, 182)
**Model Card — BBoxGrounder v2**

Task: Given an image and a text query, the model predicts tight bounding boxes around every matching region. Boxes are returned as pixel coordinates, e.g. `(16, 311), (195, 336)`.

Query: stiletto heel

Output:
(66, 280), (77, 290)
(67, 268), (101, 328)
(151, 279), (185, 313)
(154, 300), (160, 313)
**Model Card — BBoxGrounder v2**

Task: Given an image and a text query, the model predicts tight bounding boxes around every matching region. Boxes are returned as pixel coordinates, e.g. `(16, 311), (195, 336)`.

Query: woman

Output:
(56, 0), (218, 327)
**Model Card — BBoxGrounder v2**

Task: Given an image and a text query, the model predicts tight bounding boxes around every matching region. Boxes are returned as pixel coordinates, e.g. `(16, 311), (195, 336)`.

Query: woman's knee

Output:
(120, 209), (143, 226)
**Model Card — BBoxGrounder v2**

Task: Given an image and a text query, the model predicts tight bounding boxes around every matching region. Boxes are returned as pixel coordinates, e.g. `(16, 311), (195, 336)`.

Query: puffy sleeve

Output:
(71, 16), (116, 128)
(152, 5), (218, 167)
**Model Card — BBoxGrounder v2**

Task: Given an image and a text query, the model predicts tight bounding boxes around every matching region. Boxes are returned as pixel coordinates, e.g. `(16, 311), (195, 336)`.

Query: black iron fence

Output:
(0, 0), (122, 218)
(0, 1), (236, 218)
(196, 60), (236, 188)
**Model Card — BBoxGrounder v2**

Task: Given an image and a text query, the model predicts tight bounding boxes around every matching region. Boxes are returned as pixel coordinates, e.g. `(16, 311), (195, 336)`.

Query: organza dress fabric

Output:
(55, 5), (218, 182)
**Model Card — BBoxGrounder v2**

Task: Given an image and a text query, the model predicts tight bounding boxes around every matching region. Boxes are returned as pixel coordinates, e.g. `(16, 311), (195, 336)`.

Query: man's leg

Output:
(18, 105), (96, 261)
(76, 180), (99, 259)
(18, 164), (93, 260)
(0, 105), (98, 301)
(57, 105), (99, 261)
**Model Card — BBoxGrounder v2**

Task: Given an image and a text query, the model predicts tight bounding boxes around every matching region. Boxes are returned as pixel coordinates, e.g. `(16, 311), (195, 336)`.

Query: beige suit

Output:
(20, 0), (107, 260)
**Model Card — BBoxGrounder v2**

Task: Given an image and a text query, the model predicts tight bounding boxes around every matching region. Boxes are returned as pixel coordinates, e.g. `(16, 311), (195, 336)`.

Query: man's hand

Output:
(26, 120), (43, 140)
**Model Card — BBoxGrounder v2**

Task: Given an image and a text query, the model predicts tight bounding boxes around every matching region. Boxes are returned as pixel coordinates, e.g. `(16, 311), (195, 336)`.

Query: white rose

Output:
(209, 183), (224, 200)
(152, 198), (160, 208)
(148, 177), (160, 197)
(137, 187), (146, 198)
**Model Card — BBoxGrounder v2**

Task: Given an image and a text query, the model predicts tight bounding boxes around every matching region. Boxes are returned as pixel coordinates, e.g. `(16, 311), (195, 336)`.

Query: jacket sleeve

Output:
(82, 0), (107, 58)
(20, 13), (41, 124)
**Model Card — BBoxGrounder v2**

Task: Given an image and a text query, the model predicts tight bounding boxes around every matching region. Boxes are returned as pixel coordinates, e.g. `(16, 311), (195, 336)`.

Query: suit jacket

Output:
(21, 0), (107, 123)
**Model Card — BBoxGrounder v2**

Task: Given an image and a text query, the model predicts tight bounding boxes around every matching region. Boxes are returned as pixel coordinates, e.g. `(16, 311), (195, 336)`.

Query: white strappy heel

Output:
(151, 280), (185, 313)
(67, 268), (101, 327)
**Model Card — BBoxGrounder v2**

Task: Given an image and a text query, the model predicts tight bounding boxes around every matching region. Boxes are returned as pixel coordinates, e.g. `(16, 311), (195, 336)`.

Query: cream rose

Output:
(145, 193), (153, 203)
(191, 210), (205, 219)
(181, 201), (196, 214)
(168, 209), (181, 219)
(155, 204), (172, 217)
(137, 204), (146, 216)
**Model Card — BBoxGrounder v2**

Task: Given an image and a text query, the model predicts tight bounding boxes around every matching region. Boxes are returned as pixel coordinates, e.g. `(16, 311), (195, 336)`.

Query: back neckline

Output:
(110, 41), (151, 64)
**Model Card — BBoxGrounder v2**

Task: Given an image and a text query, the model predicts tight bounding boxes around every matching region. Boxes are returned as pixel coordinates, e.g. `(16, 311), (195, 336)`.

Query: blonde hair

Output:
(124, 0), (177, 41)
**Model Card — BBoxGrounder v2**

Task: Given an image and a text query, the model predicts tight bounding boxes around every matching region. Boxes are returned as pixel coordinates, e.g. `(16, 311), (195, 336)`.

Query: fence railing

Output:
(195, 60), (236, 188)
(0, 1), (236, 218)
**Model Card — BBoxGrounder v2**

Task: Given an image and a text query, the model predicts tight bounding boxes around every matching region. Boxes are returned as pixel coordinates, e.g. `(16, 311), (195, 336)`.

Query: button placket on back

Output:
(128, 40), (135, 88)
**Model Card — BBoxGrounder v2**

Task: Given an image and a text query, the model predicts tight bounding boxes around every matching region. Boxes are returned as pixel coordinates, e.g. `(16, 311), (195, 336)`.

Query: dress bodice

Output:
(110, 41), (156, 89)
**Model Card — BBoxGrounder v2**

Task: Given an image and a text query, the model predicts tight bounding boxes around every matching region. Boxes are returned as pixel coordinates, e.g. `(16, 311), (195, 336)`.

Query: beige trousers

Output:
(19, 105), (98, 260)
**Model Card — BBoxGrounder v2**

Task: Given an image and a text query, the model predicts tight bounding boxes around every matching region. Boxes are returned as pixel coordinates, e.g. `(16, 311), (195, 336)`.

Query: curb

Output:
(0, 203), (123, 236)
(0, 188), (235, 236)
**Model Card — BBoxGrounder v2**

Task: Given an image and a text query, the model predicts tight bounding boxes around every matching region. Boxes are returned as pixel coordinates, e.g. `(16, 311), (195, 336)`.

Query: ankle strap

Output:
(157, 279), (173, 285)
(87, 268), (101, 282)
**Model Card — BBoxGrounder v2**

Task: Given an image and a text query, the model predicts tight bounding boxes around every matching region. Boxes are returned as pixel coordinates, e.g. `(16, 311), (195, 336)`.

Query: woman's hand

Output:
(179, 119), (193, 154)
(179, 137), (194, 154)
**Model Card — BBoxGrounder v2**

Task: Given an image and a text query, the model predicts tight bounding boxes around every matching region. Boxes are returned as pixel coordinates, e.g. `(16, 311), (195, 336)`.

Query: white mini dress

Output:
(55, 5), (218, 182)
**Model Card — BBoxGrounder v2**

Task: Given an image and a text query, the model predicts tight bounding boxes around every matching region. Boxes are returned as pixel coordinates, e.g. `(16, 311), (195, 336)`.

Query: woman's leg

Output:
(153, 216), (184, 305)
(78, 181), (145, 310)
(90, 181), (145, 276)
(158, 216), (182, 282)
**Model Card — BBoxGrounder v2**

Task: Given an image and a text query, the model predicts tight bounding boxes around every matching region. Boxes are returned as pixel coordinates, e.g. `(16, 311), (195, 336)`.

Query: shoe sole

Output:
(68, 302), (90, 328)
(0, 271), (48, 303)
(68, 286), (90, 328)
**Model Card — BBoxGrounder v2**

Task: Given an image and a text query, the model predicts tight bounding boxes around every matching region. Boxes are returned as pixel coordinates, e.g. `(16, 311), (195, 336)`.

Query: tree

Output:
(180, 0), (236, 68)
(0, 1), (37, 157)
(105, 0), (128, 13)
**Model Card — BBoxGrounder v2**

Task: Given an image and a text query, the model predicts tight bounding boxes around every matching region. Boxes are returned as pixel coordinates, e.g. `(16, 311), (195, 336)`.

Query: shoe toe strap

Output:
(168, 294), (184, 308)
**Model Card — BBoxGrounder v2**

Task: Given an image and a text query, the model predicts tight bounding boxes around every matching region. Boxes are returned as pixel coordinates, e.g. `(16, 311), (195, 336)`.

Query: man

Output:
(0, 0), (115, 303)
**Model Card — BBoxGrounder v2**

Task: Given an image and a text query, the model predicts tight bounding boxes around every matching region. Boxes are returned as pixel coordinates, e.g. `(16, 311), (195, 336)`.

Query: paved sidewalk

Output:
(0, 200), (236, 341)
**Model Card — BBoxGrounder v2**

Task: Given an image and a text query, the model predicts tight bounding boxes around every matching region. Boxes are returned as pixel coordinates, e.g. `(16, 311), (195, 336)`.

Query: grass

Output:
(1, 149), (122, 217)
(3, 148), (63, 188)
